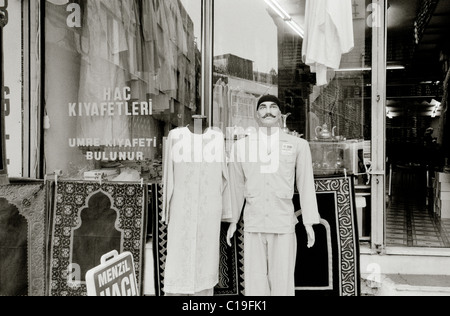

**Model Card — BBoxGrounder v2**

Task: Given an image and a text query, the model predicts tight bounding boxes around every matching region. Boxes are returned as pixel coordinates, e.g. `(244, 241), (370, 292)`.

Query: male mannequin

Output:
(162, 114), (232, 296)
(227, 95), (320, 296)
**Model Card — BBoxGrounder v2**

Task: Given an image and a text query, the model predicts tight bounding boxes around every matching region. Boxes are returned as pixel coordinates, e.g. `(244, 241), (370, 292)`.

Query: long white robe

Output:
(162, 127), (232, 294)
(302, 0), (354, 86)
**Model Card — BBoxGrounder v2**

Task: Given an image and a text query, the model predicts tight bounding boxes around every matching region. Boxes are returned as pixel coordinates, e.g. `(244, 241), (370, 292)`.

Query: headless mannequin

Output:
(165, 114), (216, 296)
(188, 115), (209, 135)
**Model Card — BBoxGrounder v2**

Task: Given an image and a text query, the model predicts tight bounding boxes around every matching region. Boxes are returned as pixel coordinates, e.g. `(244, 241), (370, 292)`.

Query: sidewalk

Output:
(362, 274), (450, 296)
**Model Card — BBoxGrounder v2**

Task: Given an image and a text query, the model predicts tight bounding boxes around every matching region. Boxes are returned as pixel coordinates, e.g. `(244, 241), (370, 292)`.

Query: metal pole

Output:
(0, 0), (9, 185)
(201, 0), (213, 127)
(371, 0), (387, 251)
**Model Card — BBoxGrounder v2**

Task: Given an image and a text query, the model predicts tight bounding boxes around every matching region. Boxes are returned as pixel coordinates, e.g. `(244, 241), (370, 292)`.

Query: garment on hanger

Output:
(162, 127), (232, 295)
(132, 0), (159, 96)
(302, 0), (354, 86)
(77, 0), (130, 142)
(140, 0), (160, 75)
(155, 0), (178, 94)
(49, 182), (147, 296)
(121, 0), (139, 79)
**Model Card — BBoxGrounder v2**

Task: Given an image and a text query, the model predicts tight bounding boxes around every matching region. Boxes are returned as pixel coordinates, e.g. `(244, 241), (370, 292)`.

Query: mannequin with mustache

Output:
(226, 95), (320, 296)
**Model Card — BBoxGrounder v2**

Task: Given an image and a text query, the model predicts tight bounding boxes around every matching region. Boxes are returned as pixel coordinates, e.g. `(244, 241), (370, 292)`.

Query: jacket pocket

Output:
(244, 191), (260, 204)
(275, 191), (298, 226)
(275, 191), (294, 200)
(280, 155), (296, 164)
(279, 155), (296, 177)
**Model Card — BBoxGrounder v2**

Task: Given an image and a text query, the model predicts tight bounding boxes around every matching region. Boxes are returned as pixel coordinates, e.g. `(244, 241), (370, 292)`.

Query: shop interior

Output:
(385, 0), (450, 248)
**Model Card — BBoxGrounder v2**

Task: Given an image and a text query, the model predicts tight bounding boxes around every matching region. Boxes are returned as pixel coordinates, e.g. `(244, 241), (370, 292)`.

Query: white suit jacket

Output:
(228, 129), (320, 234)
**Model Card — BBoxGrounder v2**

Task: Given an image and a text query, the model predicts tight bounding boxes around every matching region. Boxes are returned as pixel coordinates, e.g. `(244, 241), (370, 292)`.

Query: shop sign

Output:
(86, 250), (139, 297)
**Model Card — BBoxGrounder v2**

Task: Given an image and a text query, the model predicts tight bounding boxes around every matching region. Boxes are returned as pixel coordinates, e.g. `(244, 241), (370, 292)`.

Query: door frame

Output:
(370, 0), (387, 251)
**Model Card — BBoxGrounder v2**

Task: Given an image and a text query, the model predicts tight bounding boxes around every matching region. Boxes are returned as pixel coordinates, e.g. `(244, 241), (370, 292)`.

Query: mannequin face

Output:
(256, 102), (281, 128)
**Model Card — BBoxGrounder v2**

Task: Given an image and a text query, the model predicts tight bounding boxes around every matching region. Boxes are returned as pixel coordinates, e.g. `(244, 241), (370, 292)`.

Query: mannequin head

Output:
(256, 95), (282, 128)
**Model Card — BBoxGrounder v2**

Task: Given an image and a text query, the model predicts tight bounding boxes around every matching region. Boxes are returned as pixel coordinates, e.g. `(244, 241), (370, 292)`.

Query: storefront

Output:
(1, 0), (450, 296)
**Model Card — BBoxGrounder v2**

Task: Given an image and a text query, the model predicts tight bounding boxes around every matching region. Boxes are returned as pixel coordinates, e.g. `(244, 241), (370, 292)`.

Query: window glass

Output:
(386, 0), (450, 248)
(44, 0), (201, 182)
(214, 0), (373, 240)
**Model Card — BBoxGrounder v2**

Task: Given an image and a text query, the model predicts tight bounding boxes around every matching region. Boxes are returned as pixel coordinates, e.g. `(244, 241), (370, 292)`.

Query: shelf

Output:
(387, 96), (438, 99)
(344, 96), (438, 100)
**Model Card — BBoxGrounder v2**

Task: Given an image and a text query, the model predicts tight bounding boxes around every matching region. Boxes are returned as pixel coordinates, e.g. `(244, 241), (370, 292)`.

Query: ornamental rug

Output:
(151, 183), (245, 296)
(294, 176), (361, 296)
(48, 181), (147, 296)
(0, 181), (47, 296)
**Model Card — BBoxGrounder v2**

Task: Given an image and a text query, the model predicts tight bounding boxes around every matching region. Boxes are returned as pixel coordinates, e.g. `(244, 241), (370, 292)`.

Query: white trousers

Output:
(244, 232), (297, 296)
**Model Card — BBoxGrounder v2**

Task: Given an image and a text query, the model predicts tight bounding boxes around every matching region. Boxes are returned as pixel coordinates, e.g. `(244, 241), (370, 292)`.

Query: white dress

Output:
(162, 127), (232, 294)
(302, 0), (354, 86)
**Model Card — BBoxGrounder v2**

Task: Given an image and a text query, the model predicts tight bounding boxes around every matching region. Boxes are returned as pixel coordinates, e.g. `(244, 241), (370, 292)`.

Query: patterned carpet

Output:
(48, 181), (147, 296)
(0, 181), (47, 296)
(296, 176), (360, 296)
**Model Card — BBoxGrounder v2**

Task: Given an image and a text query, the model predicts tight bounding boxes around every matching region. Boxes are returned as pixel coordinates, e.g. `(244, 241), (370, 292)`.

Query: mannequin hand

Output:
(305, 225), (315, 248)
(226, 223), (237, 247)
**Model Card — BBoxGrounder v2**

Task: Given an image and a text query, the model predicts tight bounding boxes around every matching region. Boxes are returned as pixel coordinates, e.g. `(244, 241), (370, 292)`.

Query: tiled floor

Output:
(386, 167), (450, 248)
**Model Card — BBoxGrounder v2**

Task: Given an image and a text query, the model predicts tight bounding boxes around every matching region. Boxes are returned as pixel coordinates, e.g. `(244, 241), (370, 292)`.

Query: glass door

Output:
(43, 0), (203, 182)
(385, 0), (450, 248)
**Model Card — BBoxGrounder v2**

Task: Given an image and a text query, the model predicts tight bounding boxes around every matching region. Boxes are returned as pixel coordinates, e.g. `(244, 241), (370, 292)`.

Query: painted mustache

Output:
(262, 114), (277, 119)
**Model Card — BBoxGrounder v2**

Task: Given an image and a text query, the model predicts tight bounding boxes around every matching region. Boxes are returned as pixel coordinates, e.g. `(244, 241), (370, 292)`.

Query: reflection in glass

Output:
(213, 0), (373, 242)
(214, 0), (278, 138)
(44, 0), (202, 182)
(281, 113), (292, 134)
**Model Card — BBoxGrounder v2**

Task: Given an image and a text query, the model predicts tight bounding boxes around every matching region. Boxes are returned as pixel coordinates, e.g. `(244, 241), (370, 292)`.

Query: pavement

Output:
(362, 274), (450, 296)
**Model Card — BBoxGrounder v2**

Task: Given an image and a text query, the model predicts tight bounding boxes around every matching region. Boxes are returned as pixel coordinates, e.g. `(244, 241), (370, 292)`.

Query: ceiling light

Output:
(430, 99), (441, 107)
(265, 0), (304, 38)
(264, 0), (290, 20)
(47, 0), (70, 5)
(430, 99), (441, 118)
(336, 65), (405, 72)
(387, 109), (393, 119)
(286, 19), (304, 38)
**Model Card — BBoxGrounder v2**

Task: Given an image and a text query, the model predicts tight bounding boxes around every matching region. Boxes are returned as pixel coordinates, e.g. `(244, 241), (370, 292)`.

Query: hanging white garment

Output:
(162, 127), (232, 294)
(302, 0), (354, 86)
(77, 1), (130, 142)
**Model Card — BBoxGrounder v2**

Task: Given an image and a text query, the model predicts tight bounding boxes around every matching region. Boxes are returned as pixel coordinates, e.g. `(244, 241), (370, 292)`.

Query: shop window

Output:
(213, 0), (373, 243)
(44, 0), (202, 182)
